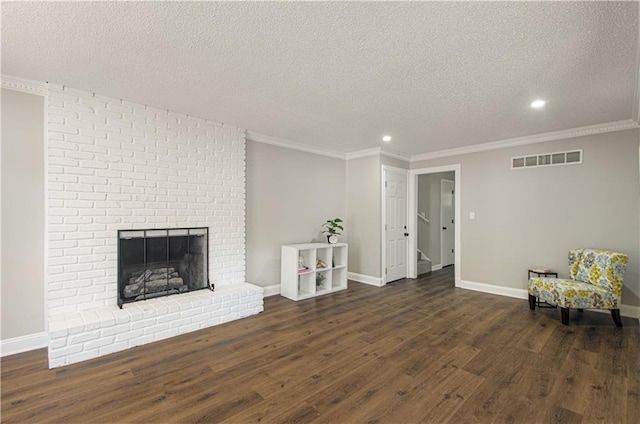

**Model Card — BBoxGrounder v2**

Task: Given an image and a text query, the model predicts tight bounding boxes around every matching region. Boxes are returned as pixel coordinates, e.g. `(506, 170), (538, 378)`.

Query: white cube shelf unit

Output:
(281, 243), (348, 301)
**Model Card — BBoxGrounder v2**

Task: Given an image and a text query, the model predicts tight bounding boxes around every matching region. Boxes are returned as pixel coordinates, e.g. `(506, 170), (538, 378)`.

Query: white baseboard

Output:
(620, 304), (640, 318)
(458, 280), (640, 319)
(262, 284), (281, 297)
(431, 264), (443, 271)
(458, 280), (528, 300)
(1, 332), (48, 357)
(347, 272), (385, 287)
(586, 306), (640, 319)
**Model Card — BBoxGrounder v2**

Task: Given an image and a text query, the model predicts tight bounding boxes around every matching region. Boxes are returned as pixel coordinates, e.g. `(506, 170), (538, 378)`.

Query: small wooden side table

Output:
(528, 268), (558, 308)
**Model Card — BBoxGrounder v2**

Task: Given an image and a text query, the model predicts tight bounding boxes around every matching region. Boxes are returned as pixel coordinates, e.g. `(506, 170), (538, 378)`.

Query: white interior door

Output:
(385, 170), (408, 283)
(441, 179), (455, 267)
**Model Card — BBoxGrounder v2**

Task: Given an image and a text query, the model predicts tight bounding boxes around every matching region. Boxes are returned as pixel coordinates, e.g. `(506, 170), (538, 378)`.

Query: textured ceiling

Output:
(2, 1), (638, 157)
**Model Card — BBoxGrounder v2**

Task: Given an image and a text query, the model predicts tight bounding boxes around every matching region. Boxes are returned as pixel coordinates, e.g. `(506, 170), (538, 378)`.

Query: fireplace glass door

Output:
(118, 227), (209, 308)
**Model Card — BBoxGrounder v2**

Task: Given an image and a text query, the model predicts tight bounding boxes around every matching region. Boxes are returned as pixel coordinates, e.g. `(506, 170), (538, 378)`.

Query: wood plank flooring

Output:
(2, 268), (639, 423)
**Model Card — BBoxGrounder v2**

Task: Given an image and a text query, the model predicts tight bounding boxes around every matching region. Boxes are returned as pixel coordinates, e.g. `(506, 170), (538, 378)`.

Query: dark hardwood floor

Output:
(2, 268), (638, 423)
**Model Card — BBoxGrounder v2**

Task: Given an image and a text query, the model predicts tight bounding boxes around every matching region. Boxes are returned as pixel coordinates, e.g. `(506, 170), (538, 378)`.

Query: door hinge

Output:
(451, 219), (454, 224)
(452, 248), (454, 253)
(452, 190), (454, 195)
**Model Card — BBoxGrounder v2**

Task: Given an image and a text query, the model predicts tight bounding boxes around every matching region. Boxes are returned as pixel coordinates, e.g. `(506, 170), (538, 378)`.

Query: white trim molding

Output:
(348, 272), (385, 287)
(431, 264), (443, 272)
(346, 147), (381, 160)
(345, 147), (410, 162)
(245, 138), (410, 163)
(584, 305), (640, 319)
(558, 305), (639, 319)
(621, 305), (640, 319)
(246, 131), (346, 160)
(459, 280), (529, 300)
(262, 284), (281, 297)
(380, 150), (411, 163)
(459, 280), (640, 319)
(1, 75), (48, 96)
(0, 332), (48, 357)
(410, 120), (640, 163)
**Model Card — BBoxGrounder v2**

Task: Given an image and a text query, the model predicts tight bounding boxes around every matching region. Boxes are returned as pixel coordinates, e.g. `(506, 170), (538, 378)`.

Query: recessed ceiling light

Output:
(382, 135), (392, 142)
(531, 100), (546, 109)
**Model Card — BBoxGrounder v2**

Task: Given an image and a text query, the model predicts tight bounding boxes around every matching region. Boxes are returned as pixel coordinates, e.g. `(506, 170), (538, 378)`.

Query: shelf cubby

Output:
(331, 267), (347, 290)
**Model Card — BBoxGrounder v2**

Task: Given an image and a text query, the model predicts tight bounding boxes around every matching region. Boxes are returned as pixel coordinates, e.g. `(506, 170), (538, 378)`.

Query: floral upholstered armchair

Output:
(528, 249), (628, 326)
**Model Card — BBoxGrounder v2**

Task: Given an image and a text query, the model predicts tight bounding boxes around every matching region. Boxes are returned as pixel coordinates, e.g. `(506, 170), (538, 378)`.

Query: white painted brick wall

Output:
(45, 84), (259, 368)
(46, 84), (246, 315)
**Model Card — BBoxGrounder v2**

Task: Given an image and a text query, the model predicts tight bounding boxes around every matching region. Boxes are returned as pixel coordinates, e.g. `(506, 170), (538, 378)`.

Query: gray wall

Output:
(346, 155), (381, 277)
(1, 88), (45, 340)
(417, 171), (454, 266)
(3, 85), (637, 344)
(412, 129), (640, 308)
(245, 141), (346, 287)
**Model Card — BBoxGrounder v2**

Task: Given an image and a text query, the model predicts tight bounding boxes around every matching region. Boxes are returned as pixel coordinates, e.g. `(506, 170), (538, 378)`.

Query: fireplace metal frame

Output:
(117, 227), (212, 308)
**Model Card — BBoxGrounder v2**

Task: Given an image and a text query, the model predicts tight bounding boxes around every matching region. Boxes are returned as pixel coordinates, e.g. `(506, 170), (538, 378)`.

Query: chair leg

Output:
(611, 309), (623, 327)
(528, 294), (536, 310)
(561, 308), (570, 325)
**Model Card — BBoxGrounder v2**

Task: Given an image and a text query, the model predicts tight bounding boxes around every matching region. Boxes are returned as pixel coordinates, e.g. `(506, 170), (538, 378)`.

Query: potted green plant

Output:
(322, 218), (343, 244)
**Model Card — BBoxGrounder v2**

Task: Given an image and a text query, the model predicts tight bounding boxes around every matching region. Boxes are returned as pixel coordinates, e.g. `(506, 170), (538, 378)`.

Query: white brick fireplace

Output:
(46, 84), (263, 368)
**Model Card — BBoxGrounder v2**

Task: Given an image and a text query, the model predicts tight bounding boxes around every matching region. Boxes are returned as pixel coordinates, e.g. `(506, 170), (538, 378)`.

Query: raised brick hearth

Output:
(48, 283), (262, 368)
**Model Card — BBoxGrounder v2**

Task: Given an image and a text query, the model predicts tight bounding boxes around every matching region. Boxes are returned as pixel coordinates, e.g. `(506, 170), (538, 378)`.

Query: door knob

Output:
(404, 233), (409, 236)
(442, 226), (447, 230)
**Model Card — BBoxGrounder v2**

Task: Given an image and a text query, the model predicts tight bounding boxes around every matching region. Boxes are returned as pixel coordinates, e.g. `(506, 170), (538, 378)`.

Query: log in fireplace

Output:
(117, 227), (211, 308)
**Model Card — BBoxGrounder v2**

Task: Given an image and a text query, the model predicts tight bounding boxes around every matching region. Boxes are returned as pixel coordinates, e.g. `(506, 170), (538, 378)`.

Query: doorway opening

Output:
(408, 165), (461, 287)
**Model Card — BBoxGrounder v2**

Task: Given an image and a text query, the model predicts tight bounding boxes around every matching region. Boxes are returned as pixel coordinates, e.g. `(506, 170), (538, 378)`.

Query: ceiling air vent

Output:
(511, 150), (582, 169)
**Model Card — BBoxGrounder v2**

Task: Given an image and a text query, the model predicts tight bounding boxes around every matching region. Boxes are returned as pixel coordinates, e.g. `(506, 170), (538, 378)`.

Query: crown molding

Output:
(380, 150), (410, 163)
(4, 75), (636, 162)
(246, 134), (410, 163)
(1, 74), (48, 96)
(410, 119), (640, 163)
(246, 130), (346, 160)
(345, 147), (381, 160)
(345, 147), (410, 162)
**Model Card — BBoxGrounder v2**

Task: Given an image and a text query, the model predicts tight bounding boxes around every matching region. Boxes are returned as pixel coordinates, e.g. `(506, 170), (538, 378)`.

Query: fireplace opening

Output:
(117, 227), (211, 308)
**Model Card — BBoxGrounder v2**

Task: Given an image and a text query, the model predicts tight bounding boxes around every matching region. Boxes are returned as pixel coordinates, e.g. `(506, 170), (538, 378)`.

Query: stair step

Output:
(417, 257), (431, 275)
